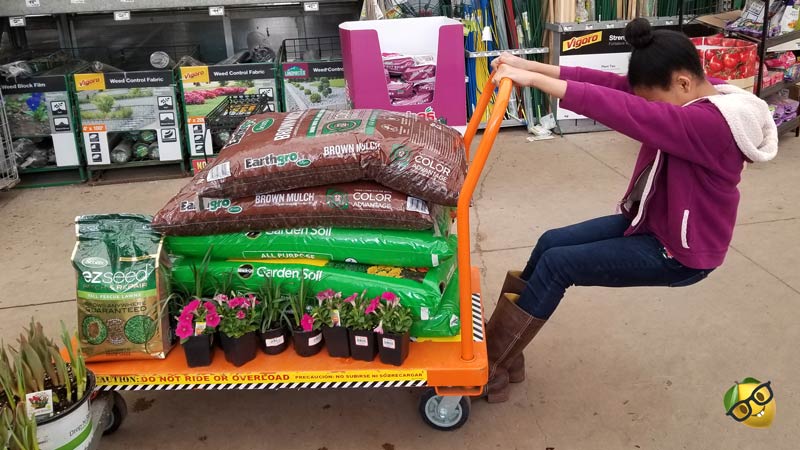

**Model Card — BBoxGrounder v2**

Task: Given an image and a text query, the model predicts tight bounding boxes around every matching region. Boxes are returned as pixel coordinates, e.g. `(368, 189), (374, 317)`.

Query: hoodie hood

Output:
(705, 84), (778, 163)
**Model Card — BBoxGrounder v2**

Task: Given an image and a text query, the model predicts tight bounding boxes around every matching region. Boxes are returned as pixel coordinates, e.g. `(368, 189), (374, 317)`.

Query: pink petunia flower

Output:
(229, 297), (245, 308)
(373, 320), (384, 334)
(301, 313), (315, 332)
(236, 310), (246, 320)
(344, 293), (358, 304)
(203, 301), (217, 313)
(214, 294), (229, 304)
(176, 321), (194, 340)
(206, 312), (220, 328)
(179, 310), (194, 323)
(381, 292), (399, 306)
(245, 294), (258, 308)
(185, 299), (201, 313)
(365, 297), (380, 315)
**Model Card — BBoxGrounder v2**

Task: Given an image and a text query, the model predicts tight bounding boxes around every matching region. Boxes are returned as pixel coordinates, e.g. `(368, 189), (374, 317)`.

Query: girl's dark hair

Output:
(624, 18), (704, 89)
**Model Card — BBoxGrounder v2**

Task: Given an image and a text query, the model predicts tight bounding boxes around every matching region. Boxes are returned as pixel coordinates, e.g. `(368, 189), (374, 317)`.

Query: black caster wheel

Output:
(103, 392), (128, 435)
(418, 388), (470, 431)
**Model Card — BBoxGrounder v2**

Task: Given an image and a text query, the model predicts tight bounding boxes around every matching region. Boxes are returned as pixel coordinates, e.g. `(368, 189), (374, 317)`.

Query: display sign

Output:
(9, 17), (26, 27)
(1, 74), (81, 168)
(114, 11), (131, 21)
(209, 6), (225, 15)
(281, 60), (347, 112)
(180, 63), (277, 160)
(556, 28), (631, 121)
(304, 2), (320, 11)
(74, 70), (182, 165)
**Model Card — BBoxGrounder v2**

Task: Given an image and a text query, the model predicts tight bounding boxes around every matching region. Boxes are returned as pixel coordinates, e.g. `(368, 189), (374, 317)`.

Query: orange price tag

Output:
(82, 124), (107, 133)
(192, 158), (215, 173)
(188, 117), (205, 125)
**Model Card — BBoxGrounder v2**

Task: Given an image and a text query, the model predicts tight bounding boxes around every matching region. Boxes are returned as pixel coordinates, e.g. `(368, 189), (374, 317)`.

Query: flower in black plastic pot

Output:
(376, 292), (413, 366)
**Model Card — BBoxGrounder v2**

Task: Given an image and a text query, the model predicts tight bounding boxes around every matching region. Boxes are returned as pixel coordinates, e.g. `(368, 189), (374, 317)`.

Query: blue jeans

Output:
(517, 215), (713, 319)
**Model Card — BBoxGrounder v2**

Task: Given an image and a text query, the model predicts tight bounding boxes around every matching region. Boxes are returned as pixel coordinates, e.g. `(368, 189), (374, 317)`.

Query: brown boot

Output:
(495, 270), (526, 383)
(484, 293), (547, 403)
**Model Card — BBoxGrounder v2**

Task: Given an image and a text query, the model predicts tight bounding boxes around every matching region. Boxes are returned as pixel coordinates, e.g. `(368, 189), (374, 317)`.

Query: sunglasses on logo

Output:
(726, 381), (773, 422)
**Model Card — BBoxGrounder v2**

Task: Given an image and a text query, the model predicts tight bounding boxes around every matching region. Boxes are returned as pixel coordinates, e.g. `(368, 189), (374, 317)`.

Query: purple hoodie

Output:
(559, 66), (776, 269)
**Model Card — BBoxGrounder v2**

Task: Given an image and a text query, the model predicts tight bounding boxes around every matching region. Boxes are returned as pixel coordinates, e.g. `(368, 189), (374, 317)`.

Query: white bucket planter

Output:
(36, 372), (95, 450)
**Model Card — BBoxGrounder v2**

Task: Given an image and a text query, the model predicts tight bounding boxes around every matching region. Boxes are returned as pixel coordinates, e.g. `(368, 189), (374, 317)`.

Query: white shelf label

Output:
(304, 2), (320, 11)
(9, 17), (26, 27)
(209, 6), (225, 15)
(114, 10), (131, 21)
(25, 0), (40, 7)
(71, 0), (87, 4)
(120, 0), (134, 2)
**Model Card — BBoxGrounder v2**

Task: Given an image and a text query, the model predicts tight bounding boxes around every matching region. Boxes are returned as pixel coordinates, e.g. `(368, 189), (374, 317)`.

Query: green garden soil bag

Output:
(152, 181), (449, 236)
(166, 228), (456, 268)
(191, 110), (467, 206)
(410, 274), (460, 338)
(72, 214), (173, 361)
(170, 256), (456, 322)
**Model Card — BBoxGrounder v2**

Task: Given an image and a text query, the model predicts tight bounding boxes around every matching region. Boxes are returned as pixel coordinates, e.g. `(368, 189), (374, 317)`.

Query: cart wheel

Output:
(418, 389), (470, 431)
(103, 392), (128, 435)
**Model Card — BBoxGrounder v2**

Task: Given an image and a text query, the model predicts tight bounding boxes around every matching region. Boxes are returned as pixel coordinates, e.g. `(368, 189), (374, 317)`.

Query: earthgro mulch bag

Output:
(170, 256), (456, 324)
(191, 109), (467, 206)
(152, 181), (449, 236)
(166, 228), (456, 268)
(72, 214), (173, 361)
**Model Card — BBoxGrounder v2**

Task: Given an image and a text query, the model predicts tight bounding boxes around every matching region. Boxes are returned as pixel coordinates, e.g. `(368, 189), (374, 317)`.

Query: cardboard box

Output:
(340, 17), (466, 126)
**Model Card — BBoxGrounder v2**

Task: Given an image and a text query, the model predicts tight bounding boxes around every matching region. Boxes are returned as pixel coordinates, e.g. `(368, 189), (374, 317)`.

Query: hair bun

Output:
(625, 18), (654, 49)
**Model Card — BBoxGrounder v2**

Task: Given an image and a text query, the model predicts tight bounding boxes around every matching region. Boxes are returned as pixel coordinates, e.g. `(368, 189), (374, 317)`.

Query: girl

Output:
(483, 18), (778, 403)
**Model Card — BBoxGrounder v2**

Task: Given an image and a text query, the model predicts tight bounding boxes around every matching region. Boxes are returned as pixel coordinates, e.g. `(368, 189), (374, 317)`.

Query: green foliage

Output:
(217, 294), (260, 338)
(91, 94), (115, 114)
(322, 90), (330, 98)
(345, 291), (379, 331)
(256, 279), (288, 331)
(31, 104), (48, 123)
(310, 290), (351, 328)
(219, 80), (229, 87)
(378, 302), (413, 334)
(285, 280), (313, 330)
(303, 88), (312, 95)
(309, 93), (321, 103)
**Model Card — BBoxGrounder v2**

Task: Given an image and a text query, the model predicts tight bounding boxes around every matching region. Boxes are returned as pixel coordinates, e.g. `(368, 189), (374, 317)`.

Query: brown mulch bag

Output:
(152, 181), (446, 236)
(192, 109), (467, 206)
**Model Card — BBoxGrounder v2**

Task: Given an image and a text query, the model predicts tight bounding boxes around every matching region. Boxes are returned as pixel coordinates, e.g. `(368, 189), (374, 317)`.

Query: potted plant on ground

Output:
(256, 280), (289, 355)
(286, 281), (323, 357)
(346, 291), (381, 361)
(175, 299), (220, 367)
(215, 294), (260, 366)
(375, 292), (414, 366)
(0, 320), (94, 450)
(312, 289), (353, 358)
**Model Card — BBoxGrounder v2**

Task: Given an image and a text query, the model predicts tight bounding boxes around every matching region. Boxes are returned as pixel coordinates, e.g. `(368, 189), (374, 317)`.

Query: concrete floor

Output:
(1, 130), (798, 449)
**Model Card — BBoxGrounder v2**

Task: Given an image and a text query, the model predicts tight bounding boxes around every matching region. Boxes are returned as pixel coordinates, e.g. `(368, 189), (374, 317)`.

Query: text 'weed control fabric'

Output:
(192, 110), (467, 206)
(166, 227), (456, 268)
(170, 256), (456, 323)
(72, 214), (172, 361)
(152, 181), (447, 236)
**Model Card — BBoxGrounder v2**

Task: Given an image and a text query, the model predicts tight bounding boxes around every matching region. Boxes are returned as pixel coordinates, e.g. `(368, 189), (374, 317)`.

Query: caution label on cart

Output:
(95, 369), (427, 387)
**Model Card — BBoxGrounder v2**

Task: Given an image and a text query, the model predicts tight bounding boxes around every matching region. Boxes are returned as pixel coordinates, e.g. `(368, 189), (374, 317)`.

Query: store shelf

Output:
(19, 165), (81, 174)
(777, 117), (800, 135)
(546, 17), (679, 33)
(88, 160), (182, 171)
(759, 80), (796, 99)
(2, 0), (354, 16)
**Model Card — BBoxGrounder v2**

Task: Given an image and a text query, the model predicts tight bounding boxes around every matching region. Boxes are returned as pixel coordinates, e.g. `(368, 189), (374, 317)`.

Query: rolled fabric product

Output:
(387, 81), (415, 100)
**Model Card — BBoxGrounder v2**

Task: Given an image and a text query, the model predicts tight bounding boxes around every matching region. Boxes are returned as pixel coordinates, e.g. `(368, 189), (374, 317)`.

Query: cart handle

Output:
(458, 78), (513, 361)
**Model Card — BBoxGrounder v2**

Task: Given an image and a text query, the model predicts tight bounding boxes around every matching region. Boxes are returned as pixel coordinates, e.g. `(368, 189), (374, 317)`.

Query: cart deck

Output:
(85, 78), (513, 431)
(90, 268), (485, 395)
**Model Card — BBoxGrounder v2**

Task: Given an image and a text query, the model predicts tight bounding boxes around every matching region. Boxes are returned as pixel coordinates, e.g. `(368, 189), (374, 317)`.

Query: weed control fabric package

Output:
(170, 256), (456, 323)
(152, 181), (448, 236)
(191, 109), (467, 206)
(166, 228), (456, 268)
(71, 214), (173, 361)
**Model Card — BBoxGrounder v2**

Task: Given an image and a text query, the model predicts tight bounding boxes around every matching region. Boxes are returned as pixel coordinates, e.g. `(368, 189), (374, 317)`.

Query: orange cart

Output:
(90, 79), (513, 432)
